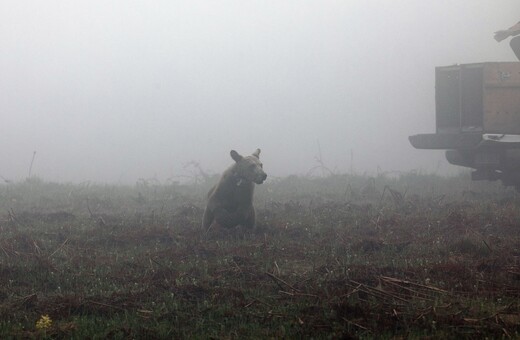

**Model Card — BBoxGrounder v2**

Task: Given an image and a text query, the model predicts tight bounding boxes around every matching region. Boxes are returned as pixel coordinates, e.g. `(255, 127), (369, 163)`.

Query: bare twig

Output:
(348, 280), (409, 303)
(28, 151), (37, 178)
(49, 238), (69, 258)
(342, 317), (371, 332)
(266, 272), (300, 293)
(379, 276), (448, 294)
(86, 198), (94, 219)
(86, 300), (126, 311)
(278, 290), (319, 299)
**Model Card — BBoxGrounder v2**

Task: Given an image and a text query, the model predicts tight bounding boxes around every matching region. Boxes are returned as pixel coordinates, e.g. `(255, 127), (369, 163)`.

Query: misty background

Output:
(1, 1), (519, 183)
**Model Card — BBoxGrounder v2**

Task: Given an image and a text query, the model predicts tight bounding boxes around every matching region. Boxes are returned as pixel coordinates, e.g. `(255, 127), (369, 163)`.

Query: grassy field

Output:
(0, 173), (519, 339)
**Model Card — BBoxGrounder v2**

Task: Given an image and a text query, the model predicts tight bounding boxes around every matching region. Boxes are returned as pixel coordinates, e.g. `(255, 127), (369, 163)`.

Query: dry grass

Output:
(0, 174), (519, 338)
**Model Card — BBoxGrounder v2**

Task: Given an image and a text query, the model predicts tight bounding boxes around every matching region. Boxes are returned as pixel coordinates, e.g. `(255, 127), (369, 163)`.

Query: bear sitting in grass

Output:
(202, 149), (267, 231)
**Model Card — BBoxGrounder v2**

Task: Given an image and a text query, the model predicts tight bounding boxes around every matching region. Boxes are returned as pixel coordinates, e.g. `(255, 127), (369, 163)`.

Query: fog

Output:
(1, 1), (519, 183)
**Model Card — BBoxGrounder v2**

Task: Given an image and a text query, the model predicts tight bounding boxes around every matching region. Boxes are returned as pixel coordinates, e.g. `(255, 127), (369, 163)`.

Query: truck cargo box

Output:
(436, 62), (520, 134)
(409, 62), (520, 188)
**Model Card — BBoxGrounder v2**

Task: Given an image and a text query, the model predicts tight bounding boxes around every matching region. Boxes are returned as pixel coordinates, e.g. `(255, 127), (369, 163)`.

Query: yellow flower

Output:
(36, 314), (52, 330)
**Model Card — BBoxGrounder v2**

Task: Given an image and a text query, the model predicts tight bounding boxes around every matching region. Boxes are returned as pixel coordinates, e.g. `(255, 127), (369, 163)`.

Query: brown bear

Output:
(202, 149), (267, 231)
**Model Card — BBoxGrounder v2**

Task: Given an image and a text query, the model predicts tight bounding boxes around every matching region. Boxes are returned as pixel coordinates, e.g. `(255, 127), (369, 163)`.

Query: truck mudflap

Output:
(408, 133), (482, 150)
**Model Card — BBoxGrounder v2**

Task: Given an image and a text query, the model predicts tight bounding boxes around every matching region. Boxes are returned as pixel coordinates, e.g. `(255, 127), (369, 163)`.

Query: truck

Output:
(409, 62), (520, 189)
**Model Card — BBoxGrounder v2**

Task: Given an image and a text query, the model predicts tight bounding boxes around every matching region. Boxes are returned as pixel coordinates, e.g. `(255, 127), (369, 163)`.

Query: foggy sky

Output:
(1, 1), (520, 183)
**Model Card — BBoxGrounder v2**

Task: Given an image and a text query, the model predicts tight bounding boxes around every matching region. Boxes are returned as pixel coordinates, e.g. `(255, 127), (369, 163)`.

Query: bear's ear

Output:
(230, 150), (243, 162)
(252, 149), (261, 159)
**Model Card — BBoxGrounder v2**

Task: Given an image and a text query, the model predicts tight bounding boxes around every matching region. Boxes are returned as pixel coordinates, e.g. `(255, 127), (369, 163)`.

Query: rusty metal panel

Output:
(460, 65), (483, 132)
(435, 66), (460, 133)
(435, 63), (484, 133)
(435, 62), (520, 135)
(482, 62), (520, 134)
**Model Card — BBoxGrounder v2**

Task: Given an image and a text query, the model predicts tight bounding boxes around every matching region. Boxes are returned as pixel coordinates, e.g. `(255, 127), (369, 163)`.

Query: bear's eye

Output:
(249, 164), (256, 169)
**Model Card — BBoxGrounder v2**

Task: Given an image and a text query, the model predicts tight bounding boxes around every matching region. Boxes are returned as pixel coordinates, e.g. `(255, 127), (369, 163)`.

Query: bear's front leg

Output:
(202, 207), (214, 230)
(213, 207), (240, 228)
(242, 207), (256, 228)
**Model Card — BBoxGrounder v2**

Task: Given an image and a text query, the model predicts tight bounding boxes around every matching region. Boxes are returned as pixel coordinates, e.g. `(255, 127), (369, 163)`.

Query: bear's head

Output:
(230, 149), (267, 184)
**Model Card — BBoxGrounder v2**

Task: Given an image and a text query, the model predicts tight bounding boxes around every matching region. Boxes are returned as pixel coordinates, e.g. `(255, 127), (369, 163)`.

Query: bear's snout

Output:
(255, 173), (267, 184)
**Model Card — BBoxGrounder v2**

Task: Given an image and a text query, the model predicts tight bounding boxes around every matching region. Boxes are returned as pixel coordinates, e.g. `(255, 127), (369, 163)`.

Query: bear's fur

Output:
(202, 149), (267, 230)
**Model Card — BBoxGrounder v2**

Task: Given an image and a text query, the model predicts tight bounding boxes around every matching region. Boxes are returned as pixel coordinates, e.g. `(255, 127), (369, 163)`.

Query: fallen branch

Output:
(379, 276), (448, 294)
(86, 300), (126, 311)
(348, 280), (409, 303)
(278, 290), (319, 299)
(266, 272), (300, 293)
(342, 317), (371, 332)
(49, 238), (69, 258)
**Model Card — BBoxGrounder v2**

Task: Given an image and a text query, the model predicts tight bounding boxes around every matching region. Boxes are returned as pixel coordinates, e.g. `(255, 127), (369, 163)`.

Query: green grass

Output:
(0, 174), (519, 338)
